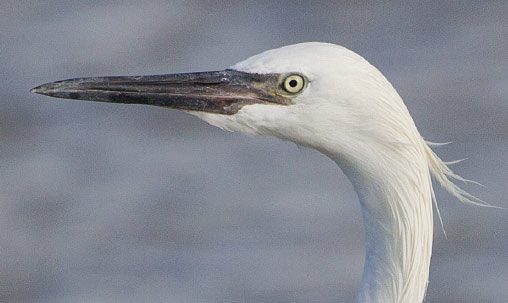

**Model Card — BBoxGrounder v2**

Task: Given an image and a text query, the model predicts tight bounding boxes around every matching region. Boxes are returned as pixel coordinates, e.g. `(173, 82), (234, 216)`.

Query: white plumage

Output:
(32, 41), (488, 303)
(192, 42), (485, 302)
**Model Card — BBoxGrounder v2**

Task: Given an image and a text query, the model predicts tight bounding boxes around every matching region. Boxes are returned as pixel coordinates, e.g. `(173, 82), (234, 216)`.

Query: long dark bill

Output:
(31, 70), (290, 115)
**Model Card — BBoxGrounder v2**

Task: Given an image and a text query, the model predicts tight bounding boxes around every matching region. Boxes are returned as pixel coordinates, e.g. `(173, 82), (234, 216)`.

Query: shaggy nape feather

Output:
(424, 142), (493, 208)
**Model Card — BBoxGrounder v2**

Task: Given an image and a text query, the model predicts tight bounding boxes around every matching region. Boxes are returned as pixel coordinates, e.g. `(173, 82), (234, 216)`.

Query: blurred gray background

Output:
(1, 1), (507, 302)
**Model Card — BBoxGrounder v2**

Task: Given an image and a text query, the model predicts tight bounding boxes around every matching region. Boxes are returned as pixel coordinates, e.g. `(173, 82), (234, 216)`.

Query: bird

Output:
(31, 42), (487, 303)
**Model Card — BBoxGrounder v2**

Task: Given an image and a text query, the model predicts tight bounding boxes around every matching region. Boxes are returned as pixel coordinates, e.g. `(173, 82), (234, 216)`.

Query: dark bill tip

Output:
(31, 84), (49, 95)
(31, 81), (81, 101)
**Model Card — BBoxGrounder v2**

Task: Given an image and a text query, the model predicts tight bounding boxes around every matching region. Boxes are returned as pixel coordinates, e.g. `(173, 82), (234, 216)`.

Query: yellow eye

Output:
(283, 74), (305, 94)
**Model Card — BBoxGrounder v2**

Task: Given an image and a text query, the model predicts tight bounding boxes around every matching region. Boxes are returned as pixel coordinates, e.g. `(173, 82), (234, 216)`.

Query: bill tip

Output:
(31, 84), (47, 95)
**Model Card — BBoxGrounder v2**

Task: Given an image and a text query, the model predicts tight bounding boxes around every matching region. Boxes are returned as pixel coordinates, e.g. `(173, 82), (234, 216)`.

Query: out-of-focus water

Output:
(1, 1), (506, 302)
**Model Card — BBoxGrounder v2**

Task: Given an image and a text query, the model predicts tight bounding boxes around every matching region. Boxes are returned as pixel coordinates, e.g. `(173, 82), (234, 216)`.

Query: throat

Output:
(335, 152), (434, 303)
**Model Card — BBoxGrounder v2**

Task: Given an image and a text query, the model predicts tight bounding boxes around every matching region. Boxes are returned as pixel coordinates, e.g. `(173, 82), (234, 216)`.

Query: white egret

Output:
(32, 42), (486, 303)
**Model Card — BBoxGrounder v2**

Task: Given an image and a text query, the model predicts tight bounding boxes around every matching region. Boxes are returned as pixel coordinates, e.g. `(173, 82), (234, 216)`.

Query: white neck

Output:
(331, 145), (434, 303)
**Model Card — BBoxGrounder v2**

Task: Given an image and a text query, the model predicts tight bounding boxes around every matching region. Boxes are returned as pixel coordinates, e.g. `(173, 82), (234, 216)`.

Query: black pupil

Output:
(289, 79), (298, 88)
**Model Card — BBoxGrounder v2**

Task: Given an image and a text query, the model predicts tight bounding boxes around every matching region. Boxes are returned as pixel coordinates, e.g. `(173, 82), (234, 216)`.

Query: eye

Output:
(282, 74), (305, 94)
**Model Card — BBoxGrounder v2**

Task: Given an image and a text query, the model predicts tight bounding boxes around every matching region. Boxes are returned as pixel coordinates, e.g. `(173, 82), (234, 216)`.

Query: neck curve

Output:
(331, 145), (434, 303)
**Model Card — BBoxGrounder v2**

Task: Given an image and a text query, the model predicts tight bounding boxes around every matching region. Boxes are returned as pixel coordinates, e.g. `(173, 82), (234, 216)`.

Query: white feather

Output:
(191, 42), (485, 303)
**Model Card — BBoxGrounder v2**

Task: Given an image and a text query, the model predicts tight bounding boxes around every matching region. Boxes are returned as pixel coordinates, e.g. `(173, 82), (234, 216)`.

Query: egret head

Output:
(31, 42), (486, 303)
(32, 42), (413, 165)
(195, 42), (415, 165)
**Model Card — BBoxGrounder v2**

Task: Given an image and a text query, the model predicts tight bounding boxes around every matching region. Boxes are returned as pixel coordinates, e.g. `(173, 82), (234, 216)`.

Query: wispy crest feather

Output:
(424, 142), (495, 208)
